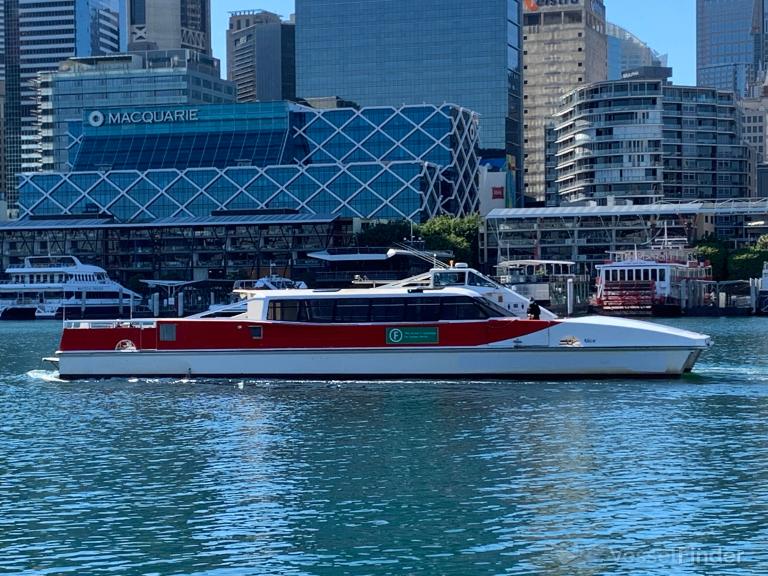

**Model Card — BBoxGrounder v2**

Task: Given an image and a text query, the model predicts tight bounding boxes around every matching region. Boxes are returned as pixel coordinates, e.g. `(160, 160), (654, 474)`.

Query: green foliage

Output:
(729, 249), (768, 280)
(356, 221), (413, 247)
(354, 216), (482, 266)
(756, 234), (768, 251)
(419, 215), (482, 266)
(693, 242), (728, 281)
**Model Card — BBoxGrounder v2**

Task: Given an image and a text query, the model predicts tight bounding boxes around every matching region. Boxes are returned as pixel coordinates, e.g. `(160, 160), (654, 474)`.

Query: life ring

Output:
(115, 339), (137, 351)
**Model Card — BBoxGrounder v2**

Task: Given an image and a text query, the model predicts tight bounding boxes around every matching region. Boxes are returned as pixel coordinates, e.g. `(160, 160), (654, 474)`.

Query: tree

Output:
(419, 214), (482, 266)
(693, 242), (728, 280)
(356, 221), (412, 247)
(756, 234), (768, 251)
(729, 248), (767, 280)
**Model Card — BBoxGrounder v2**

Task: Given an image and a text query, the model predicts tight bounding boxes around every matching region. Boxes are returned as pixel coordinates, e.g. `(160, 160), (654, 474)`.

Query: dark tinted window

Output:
(268, 300), (304, 321)
(308, 300), (334, 323)
(441, 296), (488, 320)
(404, 297), (441, 322)
(370, 298), (406, 322)
(335, 298), (371, 323)
(267, 295), (509, 323)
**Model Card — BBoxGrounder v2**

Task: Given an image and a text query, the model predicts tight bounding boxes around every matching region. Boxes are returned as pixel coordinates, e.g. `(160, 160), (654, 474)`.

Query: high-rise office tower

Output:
(522, 0), (607, 204)
(128, 0), (211, 55)
(607, 22), (666, 81)
(296, 0), (523, 207)
(0, 0), (5, 82)
(38, 50), (235, 172)
(2, 0), (123, 215)
(227, 11), (296, 102)
(697, 0), (765, 96)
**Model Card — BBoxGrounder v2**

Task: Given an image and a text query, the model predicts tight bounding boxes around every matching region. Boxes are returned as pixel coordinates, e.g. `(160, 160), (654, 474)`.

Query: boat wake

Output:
(25, 369), (65, 383)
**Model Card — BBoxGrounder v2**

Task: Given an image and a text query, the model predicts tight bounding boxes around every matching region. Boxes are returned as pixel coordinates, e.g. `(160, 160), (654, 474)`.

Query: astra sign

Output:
(524, 0), (580, 10)
(87, 109), (200, 127)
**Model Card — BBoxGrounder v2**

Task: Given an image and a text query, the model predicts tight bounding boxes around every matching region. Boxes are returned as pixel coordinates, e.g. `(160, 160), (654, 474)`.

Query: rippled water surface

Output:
(2, 318), (768, 575)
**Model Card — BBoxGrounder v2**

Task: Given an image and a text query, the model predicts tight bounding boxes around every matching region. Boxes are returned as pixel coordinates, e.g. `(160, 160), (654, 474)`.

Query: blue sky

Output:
(604, 0), (696, 85)
(210, 0), (697, 85)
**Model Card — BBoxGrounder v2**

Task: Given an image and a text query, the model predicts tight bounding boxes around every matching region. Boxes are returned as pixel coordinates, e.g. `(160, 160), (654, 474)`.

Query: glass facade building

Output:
(696, 0), (764, 96)
(607, 22), (666, 81)
(19, 102), (479, 223)
(2, 0), (124, 214)
(38, 50), (235, 172)
(295, 0), (522, 205)
(128, 0), (211, 55)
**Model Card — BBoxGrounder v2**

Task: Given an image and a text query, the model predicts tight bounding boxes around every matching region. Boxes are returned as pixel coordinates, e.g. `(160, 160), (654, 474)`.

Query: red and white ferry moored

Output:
(46, 265), (711, 380)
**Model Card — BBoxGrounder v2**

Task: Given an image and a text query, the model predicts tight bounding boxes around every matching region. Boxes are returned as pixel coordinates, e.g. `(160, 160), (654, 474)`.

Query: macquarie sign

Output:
(87, 109), (200, 127)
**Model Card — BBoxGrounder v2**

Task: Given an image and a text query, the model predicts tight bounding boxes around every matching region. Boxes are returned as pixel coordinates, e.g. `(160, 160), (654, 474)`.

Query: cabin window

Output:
(642, 269), (649, 281)
(404, 297), (442, 322)
(440, 296), (489, 320)
(268, 300), (304, 322)
(370, 298), (407, 322)
(619, 270), (626, 281)
(159, 324), (177, 342)
(335, 299), (371, 323)
(264, 295), (511, 324)
(659, 269), (666, 282)
(249, 326), (263, 339)
(308, 300), (335, 323)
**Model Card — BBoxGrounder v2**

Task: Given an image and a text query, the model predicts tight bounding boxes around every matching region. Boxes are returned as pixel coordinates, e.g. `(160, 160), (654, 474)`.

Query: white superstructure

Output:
(0, 256), (140, 320)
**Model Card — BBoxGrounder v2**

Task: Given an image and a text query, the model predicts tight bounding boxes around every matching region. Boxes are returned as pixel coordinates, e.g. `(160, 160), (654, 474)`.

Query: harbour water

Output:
(1, 318), (767, 575)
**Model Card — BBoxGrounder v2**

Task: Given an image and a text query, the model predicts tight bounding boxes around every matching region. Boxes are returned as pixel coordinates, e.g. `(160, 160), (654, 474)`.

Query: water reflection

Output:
(0, 318), (767, 574)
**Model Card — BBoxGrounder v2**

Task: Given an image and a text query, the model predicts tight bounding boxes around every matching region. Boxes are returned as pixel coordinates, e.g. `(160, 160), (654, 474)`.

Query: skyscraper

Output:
(128, 0), (211, 55)
(522, 0), (607, 204)
(697, 0), (765, 96)
(2, 0), (123, 215)
(296, 0), (523, 207)
(227, 11), (296, 102)
(38, 50), (235, 171)
(607, 22), (666, 80)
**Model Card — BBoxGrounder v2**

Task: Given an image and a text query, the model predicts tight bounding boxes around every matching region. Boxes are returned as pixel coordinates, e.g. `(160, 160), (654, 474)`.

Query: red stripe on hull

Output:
(59, 318), (556, 352)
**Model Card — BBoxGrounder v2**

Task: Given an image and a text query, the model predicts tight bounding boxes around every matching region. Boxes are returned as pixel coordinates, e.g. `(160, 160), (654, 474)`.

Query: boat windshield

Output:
(432, 271), (467, 286)
(467, 272), (498, 288)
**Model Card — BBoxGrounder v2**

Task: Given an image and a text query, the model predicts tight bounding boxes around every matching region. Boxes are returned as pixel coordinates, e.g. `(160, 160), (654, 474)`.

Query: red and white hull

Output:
(50, 315), (711, 380)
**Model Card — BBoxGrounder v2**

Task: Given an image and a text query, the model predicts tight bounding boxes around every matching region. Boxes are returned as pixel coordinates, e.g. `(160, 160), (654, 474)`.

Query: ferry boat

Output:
(46, 264), (711, 379)
(593, 246), (712, 316)
(0, 256), (140, 320)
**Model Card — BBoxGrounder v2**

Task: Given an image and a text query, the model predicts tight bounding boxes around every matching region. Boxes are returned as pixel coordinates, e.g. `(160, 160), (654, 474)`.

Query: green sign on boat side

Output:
(386, 327), (439, 345)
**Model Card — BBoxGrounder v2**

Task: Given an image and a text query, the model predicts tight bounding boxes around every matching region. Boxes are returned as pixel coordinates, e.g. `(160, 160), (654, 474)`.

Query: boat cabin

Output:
(495, 260), (577, 285)
(243, 288), (515, 324)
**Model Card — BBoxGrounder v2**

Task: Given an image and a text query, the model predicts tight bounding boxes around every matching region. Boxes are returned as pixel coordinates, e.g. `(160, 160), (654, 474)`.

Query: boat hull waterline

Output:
(51, 346), (704, 380)
(49, 316), (711, 380)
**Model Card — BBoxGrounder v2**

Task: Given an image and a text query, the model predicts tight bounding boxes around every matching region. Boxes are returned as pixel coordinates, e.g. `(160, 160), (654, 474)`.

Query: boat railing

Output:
(64, 319), (158, 330)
